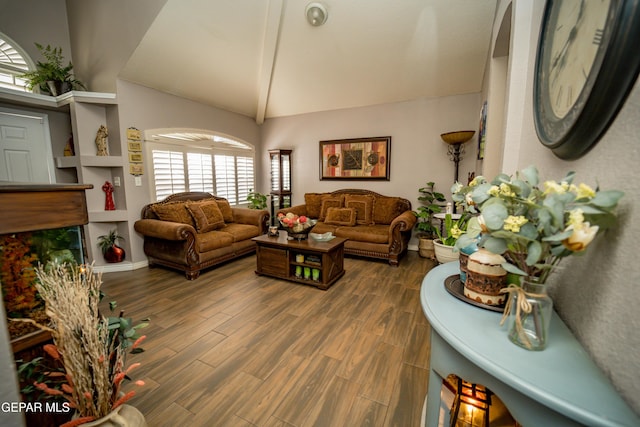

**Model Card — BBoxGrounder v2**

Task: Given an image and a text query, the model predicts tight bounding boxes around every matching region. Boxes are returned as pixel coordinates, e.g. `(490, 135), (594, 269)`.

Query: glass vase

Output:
(506, 281), (553, 351)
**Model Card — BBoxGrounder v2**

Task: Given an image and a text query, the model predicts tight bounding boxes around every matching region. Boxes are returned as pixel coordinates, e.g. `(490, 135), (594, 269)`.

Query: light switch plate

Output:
(135, 176), (142, 186)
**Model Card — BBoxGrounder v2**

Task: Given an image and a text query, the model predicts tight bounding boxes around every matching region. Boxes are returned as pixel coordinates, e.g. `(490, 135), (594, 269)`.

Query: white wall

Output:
(261, 94), (482, 248)
(115, 79), (262, 264)
(492, 0), (640, 413)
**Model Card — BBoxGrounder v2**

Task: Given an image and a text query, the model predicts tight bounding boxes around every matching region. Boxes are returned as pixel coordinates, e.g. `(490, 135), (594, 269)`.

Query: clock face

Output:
(547, 1), (611, 119)
(533, 0), (640, 159)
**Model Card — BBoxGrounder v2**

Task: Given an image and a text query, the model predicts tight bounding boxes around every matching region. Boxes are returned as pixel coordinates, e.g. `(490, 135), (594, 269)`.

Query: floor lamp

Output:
(441, 131), (475, 184)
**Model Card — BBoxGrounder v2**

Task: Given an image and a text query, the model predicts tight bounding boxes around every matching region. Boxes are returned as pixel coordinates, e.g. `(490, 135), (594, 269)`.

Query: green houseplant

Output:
(19, 43), (86, 96)
(97, 229), (125, 263)
(246, 189), (268, 209)
(413, 182), (446, 258)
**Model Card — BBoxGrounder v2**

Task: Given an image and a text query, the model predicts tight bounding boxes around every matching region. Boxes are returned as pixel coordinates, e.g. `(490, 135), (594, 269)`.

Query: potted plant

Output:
(413, 182), (446, 258)
(452, 166), (623, 349)
(97, 229), (125, 263)
(246, 189), (268, 209)
(19, 43), (86, 96)
(32, 263), (147, 426)
(433, 213), (468, 264)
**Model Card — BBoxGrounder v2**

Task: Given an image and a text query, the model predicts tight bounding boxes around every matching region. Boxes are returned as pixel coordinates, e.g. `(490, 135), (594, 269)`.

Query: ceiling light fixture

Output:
(305, 2), (328, 27)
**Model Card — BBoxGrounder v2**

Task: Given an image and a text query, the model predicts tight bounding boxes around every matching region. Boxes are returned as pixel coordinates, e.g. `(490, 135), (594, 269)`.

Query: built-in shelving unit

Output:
(0, 87), (131, 269)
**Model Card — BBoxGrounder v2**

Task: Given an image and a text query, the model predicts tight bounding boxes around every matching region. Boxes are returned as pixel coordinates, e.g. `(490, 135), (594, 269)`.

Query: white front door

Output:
(0, 107), (55, 183)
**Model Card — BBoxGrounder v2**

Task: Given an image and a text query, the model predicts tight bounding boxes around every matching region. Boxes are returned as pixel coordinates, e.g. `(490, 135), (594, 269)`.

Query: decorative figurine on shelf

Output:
(63, 134), (74, 156)
(102, 181), (115, 211)
(95, 125), (109, 156)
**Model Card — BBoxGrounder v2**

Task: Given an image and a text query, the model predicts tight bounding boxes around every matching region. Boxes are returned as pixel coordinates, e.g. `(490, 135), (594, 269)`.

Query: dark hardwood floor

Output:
(101, 251), (437, 426)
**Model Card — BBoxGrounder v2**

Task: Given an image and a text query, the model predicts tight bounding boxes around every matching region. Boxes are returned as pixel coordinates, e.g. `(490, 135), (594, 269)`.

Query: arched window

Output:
(0, 34), (33, 91)
(145, 129), (256, 204)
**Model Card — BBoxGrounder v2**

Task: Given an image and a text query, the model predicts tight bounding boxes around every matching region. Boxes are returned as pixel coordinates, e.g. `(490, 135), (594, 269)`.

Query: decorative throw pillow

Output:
(345, 194), (374, 225)
(152, 202), (195, 227)
(304, 193), (325, 218)
(215, 199), (234, 223)
(186, 200), (225, 233)
(373, 196), (406, 224)
(324, 207), (357, 226)
(319, 195), (345, 221)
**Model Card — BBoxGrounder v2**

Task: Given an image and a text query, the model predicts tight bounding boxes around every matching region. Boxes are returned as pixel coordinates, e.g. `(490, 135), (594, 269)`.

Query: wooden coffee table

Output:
(252, 233), (346, 290)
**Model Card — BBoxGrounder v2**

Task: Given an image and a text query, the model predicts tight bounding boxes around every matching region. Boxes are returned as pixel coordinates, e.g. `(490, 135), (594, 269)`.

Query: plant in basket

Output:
(277, 212), (317, 240)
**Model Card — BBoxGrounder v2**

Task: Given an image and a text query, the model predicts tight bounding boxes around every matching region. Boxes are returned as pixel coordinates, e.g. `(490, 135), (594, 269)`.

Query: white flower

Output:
(451, 182), (463, 194)
(562, 222), (599, 252)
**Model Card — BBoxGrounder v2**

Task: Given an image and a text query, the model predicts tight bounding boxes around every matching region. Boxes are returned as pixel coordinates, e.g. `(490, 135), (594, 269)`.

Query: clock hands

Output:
(550, 1), (586, 87)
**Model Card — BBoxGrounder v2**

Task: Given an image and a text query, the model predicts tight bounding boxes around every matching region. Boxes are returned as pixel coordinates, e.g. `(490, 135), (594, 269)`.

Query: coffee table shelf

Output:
(253, 233), (346, 290)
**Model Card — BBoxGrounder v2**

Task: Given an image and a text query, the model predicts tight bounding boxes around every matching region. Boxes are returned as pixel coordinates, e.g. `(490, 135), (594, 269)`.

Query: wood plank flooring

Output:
(100, 251), (437, 427)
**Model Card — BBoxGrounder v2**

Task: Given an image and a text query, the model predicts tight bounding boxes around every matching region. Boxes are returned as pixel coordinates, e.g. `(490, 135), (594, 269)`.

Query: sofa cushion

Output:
(311, 222), (337, 235)
(334, 224), (389, 244)
(319, 195), (345, 221)
(195, 230), (234, 252)
(324, 207), (357, 226)
(304, 193), (325, 218)
(152, 201), (195, 227)
(216, 199), (234, 223)
(344, 194), (374, 225)
(218, 223), (261, 242)
(187, 200), (225, 233)
(373, 196), (406, 225)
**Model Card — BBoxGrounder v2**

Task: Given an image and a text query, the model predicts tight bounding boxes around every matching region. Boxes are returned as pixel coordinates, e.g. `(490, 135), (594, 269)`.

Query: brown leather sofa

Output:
(134, 192), (269, 279)
(277, 189), (416, 265)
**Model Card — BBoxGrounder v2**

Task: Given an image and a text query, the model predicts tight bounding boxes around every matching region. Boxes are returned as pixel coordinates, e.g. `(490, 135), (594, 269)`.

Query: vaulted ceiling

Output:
(89, 0), (498, 123)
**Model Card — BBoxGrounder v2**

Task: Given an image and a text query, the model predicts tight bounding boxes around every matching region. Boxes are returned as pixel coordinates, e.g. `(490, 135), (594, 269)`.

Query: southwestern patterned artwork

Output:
(319, 136), (391, 180)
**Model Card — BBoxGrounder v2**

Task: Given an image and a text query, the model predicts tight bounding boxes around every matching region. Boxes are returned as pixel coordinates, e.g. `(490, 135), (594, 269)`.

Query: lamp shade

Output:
(441, 130), (475, 145)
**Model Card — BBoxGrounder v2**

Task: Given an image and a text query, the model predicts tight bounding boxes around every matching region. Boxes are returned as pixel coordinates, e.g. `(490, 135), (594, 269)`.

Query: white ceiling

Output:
(118, 0), (497, 123)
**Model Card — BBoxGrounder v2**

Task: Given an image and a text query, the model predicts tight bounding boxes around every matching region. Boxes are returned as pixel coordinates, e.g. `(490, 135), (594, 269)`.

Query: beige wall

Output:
(261, 94), (482, 248)
(0, 0), (72, 69)
(115, 79), (262, 264)
(492, 0), (640, 412)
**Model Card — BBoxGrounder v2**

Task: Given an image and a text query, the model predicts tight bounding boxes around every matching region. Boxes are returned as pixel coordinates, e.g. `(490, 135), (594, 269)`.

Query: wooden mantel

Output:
(0, 182), (93, 234)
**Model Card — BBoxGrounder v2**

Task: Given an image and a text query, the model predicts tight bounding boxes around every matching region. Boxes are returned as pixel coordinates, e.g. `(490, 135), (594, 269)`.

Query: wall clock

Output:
(533, 0), (640, 160)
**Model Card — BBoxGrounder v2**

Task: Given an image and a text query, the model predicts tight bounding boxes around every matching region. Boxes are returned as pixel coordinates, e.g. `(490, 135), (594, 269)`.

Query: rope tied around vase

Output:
(499, 283), (548, 350)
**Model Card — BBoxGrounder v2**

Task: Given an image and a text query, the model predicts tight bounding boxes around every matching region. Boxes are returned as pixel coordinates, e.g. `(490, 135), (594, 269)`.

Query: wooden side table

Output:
(253, 233), (346, 290)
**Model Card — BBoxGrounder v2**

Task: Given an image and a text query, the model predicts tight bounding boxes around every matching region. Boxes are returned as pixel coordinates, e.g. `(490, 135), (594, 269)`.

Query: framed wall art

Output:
(319, 136), (391, 180)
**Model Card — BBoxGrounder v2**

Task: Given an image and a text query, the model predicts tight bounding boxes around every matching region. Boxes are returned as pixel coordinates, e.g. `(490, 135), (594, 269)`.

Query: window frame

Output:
(0, 33), (35, 92)
(145, 133), (256, 205)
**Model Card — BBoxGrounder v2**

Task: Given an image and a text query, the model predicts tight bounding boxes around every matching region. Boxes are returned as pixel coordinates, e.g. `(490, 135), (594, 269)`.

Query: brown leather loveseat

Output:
(277, 189), (415, 265)
(134, 192), (269, 279)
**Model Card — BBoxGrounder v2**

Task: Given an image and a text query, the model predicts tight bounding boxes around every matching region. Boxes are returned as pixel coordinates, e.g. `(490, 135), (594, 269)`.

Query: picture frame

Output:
(319, 136), (391, 180)
(128, 141), (142, 152)
(128, 152), (143, 163)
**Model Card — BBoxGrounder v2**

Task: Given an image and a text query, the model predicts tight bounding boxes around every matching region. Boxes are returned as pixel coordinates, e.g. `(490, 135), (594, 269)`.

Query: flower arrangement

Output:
(435, 213), (469, 247)
(277, 212), (316, 234)
(453, 166), (624, 284)
(32, 263), (146, 426)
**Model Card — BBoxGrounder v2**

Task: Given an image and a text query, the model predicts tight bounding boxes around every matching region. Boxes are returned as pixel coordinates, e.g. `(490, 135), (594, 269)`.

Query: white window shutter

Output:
(152, 150), (185, 200)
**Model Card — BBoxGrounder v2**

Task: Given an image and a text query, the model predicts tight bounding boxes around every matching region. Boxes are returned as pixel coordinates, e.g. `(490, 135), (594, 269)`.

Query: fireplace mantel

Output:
(421, 262), (639, 426)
